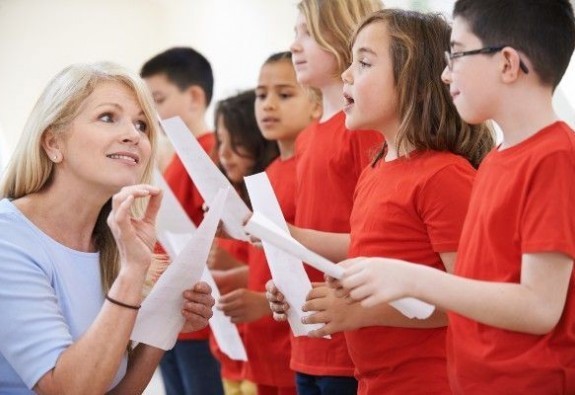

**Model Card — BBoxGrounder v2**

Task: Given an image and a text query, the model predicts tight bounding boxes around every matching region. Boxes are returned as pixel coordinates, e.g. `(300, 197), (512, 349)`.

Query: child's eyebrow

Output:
(449, 40), (463, 49)
(357, 47), (377, 56)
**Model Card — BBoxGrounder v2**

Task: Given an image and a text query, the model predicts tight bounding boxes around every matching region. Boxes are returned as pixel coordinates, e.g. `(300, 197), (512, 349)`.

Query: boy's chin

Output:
(458, 111), (488, 126)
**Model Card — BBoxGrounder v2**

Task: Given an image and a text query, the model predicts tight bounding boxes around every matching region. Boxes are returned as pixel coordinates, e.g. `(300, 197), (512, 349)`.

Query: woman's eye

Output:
(135, 120), (148, 133)
(99, 113), (114, 123)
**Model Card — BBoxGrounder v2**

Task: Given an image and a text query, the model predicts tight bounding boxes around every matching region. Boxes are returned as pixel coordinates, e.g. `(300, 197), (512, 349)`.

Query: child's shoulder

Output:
(483, 121), (575, 174)
(511, 121), (574, 158)
(415, 150), (474, 172)
(547, 121), (575, 149)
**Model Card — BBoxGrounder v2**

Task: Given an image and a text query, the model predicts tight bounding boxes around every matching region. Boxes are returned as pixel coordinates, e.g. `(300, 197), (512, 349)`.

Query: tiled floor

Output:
(143, 369), (166, 395)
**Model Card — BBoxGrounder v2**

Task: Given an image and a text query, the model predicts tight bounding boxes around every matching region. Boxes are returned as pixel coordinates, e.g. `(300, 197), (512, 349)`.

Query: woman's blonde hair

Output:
(0, 62), (159, 292)
(298, 0), (383, 77)
(353, 9), (495, 168)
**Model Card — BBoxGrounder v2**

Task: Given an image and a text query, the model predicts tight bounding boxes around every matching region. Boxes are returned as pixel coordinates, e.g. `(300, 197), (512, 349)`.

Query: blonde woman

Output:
(0, 62), (214, 394)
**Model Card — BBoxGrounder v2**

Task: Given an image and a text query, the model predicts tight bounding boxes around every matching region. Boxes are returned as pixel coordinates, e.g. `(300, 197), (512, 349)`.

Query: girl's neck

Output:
(277, 138), (296, 160)
(318, 81), (345, 122)
(379, 120), (415, 162)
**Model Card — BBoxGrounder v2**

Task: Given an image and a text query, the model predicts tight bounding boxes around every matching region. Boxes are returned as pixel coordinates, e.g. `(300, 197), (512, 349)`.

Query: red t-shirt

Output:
(347, 150), (475, 394)
(209, 238), (250, 381)
(162, 132), (216, 341)
(291, 111), (383, 376)
(163, 132), (217, 226)
(243, 157), (297, 387)
(448, 122), (575, 394)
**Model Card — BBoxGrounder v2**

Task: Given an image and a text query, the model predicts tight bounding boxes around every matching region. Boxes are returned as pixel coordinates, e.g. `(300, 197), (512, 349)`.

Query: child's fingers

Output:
(192, 281), (212, 294)
(333, 287), (350, 299)
(340, 265), (369, 290)
(218, 289), (241, 304)
(269, 301), (290, 314)
(307, 324), (330, 338)
(301, 311), (327, 325)
(348, 283), (373, 303)
(272, 312), (288, 322)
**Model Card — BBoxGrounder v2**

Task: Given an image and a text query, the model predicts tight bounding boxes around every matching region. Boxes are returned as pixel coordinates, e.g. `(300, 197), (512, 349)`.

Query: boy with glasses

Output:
(333, 1), (575, 393)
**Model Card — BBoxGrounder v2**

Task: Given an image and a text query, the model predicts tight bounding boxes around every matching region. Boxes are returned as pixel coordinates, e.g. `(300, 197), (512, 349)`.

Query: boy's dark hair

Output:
(140, 47), (214, 106)
(264, 51), (292, 64)
(453, 0), (575, 89)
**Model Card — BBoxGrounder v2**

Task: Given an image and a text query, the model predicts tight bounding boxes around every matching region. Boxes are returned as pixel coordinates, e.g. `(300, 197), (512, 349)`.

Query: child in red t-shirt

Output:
(211, 89), (279, 395)
(217, 51), (320, 395)
(268, 9), (494, 395)
(265, 1), (384, 394)
(335, 1), (575, 394)
(140, 47), (223, 395)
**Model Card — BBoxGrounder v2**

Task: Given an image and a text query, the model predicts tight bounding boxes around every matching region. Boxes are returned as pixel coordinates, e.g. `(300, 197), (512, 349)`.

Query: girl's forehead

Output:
(353, 23), (389, 50)
(294, 11), (308, 27)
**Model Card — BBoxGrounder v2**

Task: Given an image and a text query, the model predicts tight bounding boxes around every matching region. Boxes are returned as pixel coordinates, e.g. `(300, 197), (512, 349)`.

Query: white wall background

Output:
(0, 0), (573, 166)
(0, 0), (299, 164)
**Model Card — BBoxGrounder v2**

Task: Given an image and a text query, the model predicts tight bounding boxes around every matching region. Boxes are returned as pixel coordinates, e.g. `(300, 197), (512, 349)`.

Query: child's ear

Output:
(187, 85), (207, 109)
(42, 128), (63, 163)
(500, 47), (524, 83)
(310, 100), (323, 120)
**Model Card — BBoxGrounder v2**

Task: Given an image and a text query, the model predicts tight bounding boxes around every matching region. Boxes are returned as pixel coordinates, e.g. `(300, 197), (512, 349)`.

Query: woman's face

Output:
(216, 116), (255, 184)
(52, 81), (152, 196)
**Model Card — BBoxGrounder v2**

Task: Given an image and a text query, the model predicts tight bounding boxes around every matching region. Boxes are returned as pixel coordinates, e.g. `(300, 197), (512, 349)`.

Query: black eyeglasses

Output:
(445, 46), (529, 74)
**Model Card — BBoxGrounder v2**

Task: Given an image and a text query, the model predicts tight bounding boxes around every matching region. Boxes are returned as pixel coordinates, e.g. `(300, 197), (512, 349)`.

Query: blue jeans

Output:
(295, 372), (358, 395)
(159, 339), (224, 395)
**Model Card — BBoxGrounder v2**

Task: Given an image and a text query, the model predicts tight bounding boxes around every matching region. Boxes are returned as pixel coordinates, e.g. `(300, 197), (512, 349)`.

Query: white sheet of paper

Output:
(200, 269), (247, 360)
(244, 212), (344, 278)
(153, 169), (197, 240)
(244, 173), (323, 337)
(244, 212), (436, 320)
(131, 188), (228, 350)
(148, 172), (247, 359)
(160, 116), (251, 241)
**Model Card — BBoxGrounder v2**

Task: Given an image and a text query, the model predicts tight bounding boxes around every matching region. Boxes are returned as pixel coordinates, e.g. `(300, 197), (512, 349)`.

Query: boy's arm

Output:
(288, 223), (350, 262)
(303, 284), (448, 338)
(342, 252), (573, 335)
(304, 252), (456, 336)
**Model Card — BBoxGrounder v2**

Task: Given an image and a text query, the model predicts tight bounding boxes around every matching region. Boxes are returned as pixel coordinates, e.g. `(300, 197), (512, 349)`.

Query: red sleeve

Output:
(521, 152), (575, 258)
(419, 163), (475, 252)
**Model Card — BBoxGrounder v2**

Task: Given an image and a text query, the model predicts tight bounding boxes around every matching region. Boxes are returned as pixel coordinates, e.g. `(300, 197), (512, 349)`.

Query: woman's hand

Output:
(107, 184), (162, 271)
(181, 282), (215, 333)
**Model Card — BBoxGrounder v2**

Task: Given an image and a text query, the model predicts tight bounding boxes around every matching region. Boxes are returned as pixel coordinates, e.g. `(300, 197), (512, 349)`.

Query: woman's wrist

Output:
(108, 268), (148, 305)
